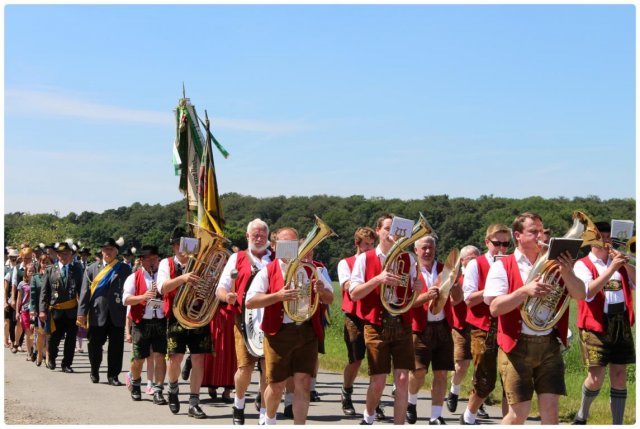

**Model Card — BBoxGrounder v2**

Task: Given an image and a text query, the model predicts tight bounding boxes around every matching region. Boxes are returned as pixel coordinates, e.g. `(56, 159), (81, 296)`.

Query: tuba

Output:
(173, 224), (230, 329)
(380, 213), (437, 315)
(521, 211), (603, 332)
(283, 215), (336, 323)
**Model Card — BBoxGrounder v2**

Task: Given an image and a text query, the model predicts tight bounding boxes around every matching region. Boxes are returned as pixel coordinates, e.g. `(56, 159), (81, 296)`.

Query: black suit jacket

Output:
(78, 260), (132, 328)
(39, 262), (84, 320)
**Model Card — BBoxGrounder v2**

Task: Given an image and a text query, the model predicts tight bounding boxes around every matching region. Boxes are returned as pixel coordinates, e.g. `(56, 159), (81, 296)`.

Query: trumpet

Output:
(610, 236), (636, 267)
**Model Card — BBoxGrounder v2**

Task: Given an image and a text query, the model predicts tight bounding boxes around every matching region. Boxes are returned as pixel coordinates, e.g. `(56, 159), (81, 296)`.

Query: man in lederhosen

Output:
(78, 238), (132, 385)
(38, 241), (83, 372)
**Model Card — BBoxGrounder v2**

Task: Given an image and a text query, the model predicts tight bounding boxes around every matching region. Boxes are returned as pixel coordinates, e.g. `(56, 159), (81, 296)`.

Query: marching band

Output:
(3, 212), (636, 425)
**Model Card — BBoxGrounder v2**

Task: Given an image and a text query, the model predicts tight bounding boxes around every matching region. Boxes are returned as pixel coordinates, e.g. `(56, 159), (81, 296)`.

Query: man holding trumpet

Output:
(572, 221), (635, 425)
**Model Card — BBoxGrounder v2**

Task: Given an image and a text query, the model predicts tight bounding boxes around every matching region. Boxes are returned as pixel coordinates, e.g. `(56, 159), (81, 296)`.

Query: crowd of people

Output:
(3, 211), (635, 425)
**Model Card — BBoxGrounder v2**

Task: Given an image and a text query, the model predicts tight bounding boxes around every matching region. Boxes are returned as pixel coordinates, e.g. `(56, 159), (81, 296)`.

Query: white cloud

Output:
(5, 87), (311, 134)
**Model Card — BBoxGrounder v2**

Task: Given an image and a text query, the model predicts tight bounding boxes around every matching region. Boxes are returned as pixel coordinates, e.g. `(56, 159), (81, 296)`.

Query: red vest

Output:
(226, 250), (272, 315)
(451, 273), (467, 330)
(163, 257), (181, 318)
(466, 255), (492, 331)
(341, 256), (358, 315)
(576, 256), (634, 333)
(260, 260), (324, 340)
(496, 254), (569, 353)
(355, 249), (413, 327)
(129, 270), (149, 324)
(410, 262), (453, 332)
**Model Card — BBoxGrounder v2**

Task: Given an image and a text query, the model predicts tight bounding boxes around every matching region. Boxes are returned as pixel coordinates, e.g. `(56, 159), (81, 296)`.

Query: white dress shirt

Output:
(123, 268), (165, 319)
(574, 252), (634, 312)
(421, 264), (445, 322)
(215, 249), (272, 293)
(157, 256), (185, 295)
(349, 245), (417, 293)
(462, 252), (495, 301)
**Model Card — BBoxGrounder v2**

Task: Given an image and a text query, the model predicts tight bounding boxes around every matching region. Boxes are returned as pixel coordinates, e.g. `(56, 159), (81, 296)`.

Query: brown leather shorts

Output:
(578, 312), (635, 367)
(344, 313), (366, 364)
(364, 317), (415, 375)
(452, 324), (472, 362)
(263, 322), (317, 384)
(470, 325), (498, 399)
(413, 320), (455, 372)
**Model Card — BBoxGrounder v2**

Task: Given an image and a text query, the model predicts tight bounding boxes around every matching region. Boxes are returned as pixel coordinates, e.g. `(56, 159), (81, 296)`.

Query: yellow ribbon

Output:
(48, 299), (78, 334)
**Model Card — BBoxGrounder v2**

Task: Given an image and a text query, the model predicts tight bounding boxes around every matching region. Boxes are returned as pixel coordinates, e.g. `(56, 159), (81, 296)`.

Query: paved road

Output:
(4, 343), (524, 425)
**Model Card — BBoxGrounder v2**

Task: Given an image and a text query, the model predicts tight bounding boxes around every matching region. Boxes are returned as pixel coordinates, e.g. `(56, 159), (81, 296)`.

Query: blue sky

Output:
(3, 4), (636, 215)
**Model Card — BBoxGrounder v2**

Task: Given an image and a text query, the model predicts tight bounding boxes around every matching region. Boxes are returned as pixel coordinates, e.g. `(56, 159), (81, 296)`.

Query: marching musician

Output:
(336, 227), (384, 418)
(156, 226), (211, 419)
(445, 244), (480, 415)
(483, 212), (584, 424)
(78, 238), (131, 385)
(215, 218), (273, 425)
(459, 223), (511, 424)
(122, 245), (167, 405)
(38, 241), (83, 372)
(245, 227), (334, 425)
(407, 235), (462, 425)
(572, 221), (635, 425)
(349, 213), (421, 425)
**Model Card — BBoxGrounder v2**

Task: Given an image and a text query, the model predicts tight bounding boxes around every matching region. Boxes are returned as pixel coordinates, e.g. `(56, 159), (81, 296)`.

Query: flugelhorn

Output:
(380, 213), (436, 315)
(521, 211), (603, 332)
(283, 216), (336, 323)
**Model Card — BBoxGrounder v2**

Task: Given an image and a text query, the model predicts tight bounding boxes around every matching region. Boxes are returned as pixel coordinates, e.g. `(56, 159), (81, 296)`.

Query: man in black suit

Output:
(78, 238), (132, 385)
(38, 241), (83, 373)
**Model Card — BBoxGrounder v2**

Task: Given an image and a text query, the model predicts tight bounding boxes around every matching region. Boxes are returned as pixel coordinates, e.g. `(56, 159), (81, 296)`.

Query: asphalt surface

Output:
(4, 342), (519, 425)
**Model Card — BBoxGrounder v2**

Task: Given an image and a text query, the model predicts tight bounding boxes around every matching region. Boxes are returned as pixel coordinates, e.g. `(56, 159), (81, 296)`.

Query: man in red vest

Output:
(445, 244), (480, 416)
(215, 218), (273, 425)
(572, 221), (635, 425)
(245, 227), (334, 425)
(122, 245), (167, 405)
(349, 213), (421, 425)
(406, 235), (462, 425)
(157, 227), (211, 419)
(459, 223), (511, 424)
(484, 212), (585, 424)
(336, 227), (379, 417)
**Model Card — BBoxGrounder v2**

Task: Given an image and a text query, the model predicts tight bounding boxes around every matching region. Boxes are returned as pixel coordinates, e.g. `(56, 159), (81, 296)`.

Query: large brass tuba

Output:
(173, 224), (230, 329)
(521, 211), (603, 332)
(380, 213), (437, 315)
(283, 215), (336, 323)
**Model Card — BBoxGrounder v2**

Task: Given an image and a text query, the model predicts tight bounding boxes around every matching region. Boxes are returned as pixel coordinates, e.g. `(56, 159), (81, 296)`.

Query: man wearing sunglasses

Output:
(459, 224), (511, 425)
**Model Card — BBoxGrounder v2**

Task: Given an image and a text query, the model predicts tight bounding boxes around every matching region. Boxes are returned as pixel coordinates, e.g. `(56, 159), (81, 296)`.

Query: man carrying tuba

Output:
(572, 221), (636, 425)
(245, 227), (334, 425)
(349, 213), (422, 425)
(483, 212), (585, 424)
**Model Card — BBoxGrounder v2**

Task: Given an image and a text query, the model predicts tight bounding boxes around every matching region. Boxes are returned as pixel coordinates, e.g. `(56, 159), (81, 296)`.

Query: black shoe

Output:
(188, 404), (206, 419)
(572, 418), (587, 425)
(168, 392), (180, 414)
(360, 420), (373, 425)
(233, 406), (245, 425)
(375, 405), (386, 421)
(108, 376), (123, 386)
(341, 394), (356, 416)
(90, 372), (99, 383)
(31, 351), (37, 362)
(181, 356), (192, 381)
(131, 385), (142, 401)
(208, 387), (218, 400)
(153, 391), (167, 405)
(445, 392), (458, 413)
(459, 414), (479, 425)
(283, 404), (293, 419)
(429, 416), (446, 425)
(406, 403), (418, 424)
(310, 390), (321, 402)
(47, 361), (56, 370)
(61, 366), (74, 373)
(254, 392), (261, 412)
(477, 404), (489, 419)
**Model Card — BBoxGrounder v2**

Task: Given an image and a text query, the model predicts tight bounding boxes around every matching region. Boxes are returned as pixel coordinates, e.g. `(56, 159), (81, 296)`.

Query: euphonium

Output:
(173, 225), (230, 329)
(283, 215), (336, 323)
(380, 213), (437, 315)
(521, 211), (603, 332)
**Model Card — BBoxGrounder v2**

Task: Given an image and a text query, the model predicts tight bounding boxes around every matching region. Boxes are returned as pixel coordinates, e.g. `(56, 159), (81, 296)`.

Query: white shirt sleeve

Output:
(216, 253), (238, 293)
(337, 259), (351, 287)
(349, 253), (368, 293)
(156, 258), (171, 295)
(122, 272), (136, 303)
(573, 259), (595, 302)
(318, 266), (333, 292)
(462, 258), (480, 301)
(245, 266), (270, 305)
(483, 260), (509, 304)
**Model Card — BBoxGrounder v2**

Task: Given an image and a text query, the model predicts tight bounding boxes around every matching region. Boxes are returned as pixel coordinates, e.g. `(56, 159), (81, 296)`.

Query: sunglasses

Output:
(489, 240), (511, 248)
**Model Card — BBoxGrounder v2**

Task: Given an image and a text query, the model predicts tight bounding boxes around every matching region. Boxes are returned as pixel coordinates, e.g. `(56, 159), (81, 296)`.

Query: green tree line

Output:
(4, 193), (635, 276)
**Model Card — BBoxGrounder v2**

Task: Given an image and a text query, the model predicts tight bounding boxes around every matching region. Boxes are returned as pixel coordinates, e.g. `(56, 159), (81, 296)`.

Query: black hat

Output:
(54, 242), (74, 253)
(95, 250), (103, 258)
(169, 226), (187, 244)
(45, 243), (55, 250)
(595, 221), (611, 234)
(79, 247), (91, 255)
(138, 245), (160, 257)
(122, 247), (136, 257)
(100, 237), (124, 249)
